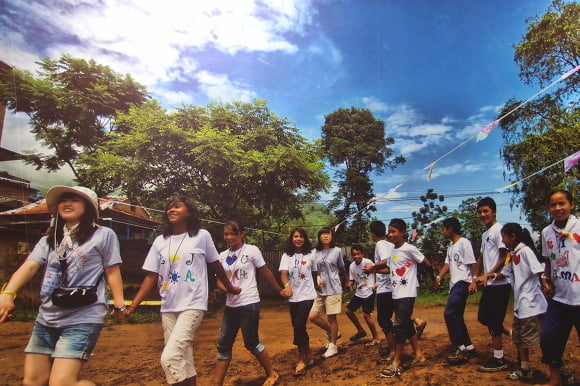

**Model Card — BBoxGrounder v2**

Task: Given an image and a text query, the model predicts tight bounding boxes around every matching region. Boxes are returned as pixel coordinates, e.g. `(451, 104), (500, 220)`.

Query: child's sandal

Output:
(380, 363), (402, 378)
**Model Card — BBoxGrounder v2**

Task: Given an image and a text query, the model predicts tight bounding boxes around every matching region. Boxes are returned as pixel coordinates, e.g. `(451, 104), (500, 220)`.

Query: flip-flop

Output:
(365, 339), (381, 346)
(409, 358), (428, 367)
(380, 363), (402, 378)
(293, 364), (306, 377)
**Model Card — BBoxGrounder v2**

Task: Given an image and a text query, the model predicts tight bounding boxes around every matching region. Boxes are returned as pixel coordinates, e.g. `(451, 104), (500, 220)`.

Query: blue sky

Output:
(0, 0), (566, 229)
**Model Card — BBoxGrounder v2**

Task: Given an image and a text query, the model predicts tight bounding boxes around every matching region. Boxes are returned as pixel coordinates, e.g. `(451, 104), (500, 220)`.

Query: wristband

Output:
(114, 304), (127, 312)
(284, 282), (290, 288)
(540, 274), (549, 280)
(1, 284), (17, 300)
(436, 276), (441, 280)
(490, 273), (497, 280)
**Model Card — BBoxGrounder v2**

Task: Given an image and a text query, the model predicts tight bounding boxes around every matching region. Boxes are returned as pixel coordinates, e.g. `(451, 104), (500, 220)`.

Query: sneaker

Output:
(324, 331), (342, 347)
(479, 357), (507, 372)
(322, 343), (338, 358)
(448, 349), (468, 365)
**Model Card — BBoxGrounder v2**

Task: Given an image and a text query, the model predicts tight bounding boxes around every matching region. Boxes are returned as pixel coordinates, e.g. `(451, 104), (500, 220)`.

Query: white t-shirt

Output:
(349, 257), (375, 299)
(313, 247), (344, 296)
(502, 242), (547, 318)
(541, 215), (580, 306)
(279, 251), (318, 302)
(142, 229), (219, 313)
(28, 226), (122, 327)
(480, 222), (509, 286)
(445, 237), (476, 290)
(374, 239), (394, 294)
(390, 243), (425, 299)
(218, 244), (264, 308)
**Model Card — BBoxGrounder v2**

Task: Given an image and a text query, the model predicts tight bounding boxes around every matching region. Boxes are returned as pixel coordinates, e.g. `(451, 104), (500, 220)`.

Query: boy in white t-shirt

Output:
(345, 245), (379, 344)
(434, 217), (477, 365)
(380, 219), (429, 378)
(470, 197), (511, 372)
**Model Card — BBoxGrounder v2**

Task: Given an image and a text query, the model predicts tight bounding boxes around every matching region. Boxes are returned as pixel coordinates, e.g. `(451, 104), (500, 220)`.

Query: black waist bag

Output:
(51, 257), (102, 309)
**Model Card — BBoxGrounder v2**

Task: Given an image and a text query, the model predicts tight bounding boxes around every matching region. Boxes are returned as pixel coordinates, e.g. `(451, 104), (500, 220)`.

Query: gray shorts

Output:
(512, 314), (545, 348)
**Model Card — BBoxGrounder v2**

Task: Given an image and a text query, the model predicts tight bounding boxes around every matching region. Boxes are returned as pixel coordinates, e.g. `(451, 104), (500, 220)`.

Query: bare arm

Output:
(209, 261), (241, 295)
(126, 271), (158, 314)
(280, 270), (293, 298)
(0, 260), (42, 322)
(258, 265), (283, 294)
(105, 264), (125, 322)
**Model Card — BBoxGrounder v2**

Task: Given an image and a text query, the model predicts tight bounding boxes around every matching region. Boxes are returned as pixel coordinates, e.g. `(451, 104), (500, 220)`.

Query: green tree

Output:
(321, 107), (405, 243)
(411, 189), (449, 263)
(452, 196), (486, 254)
(79, 99), (329, 249)
(498, 0), (579, 231)
(0, 55), (148, 192)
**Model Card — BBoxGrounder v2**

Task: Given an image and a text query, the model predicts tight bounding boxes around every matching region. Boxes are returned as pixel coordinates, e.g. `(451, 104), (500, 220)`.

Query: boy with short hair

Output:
(435, 217), (477, 364)
(380, 218), (429, 378)
(345, 244), (379, 344)
(469, 197), (511, 372)
(368, 221), (396, 356)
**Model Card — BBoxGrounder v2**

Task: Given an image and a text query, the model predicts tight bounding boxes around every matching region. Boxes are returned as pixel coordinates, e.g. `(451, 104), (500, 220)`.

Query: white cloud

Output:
(2, 0), (322, 103)
(428, 162), (484, 179)
(196, 71), (257, 102)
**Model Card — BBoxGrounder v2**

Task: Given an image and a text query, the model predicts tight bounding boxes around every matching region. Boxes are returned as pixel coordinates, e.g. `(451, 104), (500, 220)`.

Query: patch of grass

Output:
(9, 308), (38, 321)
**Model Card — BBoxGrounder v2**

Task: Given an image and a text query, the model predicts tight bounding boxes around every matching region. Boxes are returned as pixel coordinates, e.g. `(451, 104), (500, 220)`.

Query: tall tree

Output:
(498, 0), (579, 231)
(0, 55), (148, 192)
(78, 99), (329, 249)
(321, 107), (404, 243)
(411, 189), (449, 262)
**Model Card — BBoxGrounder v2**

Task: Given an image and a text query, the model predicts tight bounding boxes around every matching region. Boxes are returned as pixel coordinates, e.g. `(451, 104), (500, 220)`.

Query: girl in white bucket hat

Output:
(0, 185), (126, 385)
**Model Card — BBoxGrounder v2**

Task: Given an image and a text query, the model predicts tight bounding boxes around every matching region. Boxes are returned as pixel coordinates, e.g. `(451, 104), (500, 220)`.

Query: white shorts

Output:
(311, 294), (343, 315)
(160, 309), (205, 384)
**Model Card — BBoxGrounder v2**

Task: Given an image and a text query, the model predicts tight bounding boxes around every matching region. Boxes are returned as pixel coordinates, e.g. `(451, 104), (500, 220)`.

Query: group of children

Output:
(0, 187), (577, 386)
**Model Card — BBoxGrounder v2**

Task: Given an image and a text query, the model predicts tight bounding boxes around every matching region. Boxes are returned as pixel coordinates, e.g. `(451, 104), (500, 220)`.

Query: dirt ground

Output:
(0, 301), (578, 386)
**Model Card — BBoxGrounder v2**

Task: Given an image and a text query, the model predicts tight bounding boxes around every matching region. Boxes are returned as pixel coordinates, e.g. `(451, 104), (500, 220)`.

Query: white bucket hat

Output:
(45, 186), (100, 219)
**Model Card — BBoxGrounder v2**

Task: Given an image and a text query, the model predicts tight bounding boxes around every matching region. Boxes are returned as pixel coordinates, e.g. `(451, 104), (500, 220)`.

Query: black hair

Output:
(501, 223), (540, 261)
(351, 243), (365, 254)
(548, 189), (574, 204)
(284, 227), (312, 255)
(389, 218), (407, 233)
(46, 192), (98, 249)
(315, 227), (336, 250)
(442, 217), (462, 235)
(369, 220), (386, 237)
(162, 195), (201, 237)
(224, 220), (245, 235)
(477, 197), (497, 212)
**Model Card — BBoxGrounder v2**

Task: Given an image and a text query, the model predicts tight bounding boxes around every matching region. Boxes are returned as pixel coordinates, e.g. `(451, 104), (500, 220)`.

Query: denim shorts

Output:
(217, 302), (264, 360)
(25, 322), (103, 360)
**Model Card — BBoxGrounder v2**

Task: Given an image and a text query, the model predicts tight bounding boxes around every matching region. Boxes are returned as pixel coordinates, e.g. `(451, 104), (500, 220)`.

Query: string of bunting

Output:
(332, 64), (580, 233)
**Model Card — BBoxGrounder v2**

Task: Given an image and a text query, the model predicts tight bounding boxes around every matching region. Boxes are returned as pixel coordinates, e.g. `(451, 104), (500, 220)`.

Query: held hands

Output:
(363, 263), (374, 274)
(475, 274), (491, 288)
(227, 286), (242, 295)
(280, 286), (293, 298)
(468, 281), (478, 294)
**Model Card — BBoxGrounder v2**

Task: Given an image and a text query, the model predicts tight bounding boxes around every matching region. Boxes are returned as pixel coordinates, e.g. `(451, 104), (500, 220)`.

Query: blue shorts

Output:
(217, 302), (264, 360)
(347, 294), (375, 314)
(25, 322), (103, 361)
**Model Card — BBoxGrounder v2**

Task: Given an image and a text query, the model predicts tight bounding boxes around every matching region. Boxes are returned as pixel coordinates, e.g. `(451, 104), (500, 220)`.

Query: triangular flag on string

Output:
(494, 181), (520, 193)
(423, 162), (436, 170)
(476, 120), (498, 142)
(409, 229), (418, 241)
(334, 223), (341, 233)
(564, 150), (580, 172)
(559, 64), (580, 81)
(427, 164), (435, 181)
